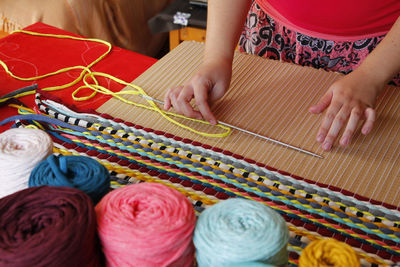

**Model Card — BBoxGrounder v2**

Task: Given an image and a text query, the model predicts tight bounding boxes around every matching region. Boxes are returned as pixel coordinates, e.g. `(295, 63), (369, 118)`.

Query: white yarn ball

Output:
(0, 128), (53, 198)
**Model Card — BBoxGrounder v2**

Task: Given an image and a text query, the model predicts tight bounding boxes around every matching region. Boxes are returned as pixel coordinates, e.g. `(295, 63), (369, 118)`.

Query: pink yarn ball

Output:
(95, 183), (196, 267)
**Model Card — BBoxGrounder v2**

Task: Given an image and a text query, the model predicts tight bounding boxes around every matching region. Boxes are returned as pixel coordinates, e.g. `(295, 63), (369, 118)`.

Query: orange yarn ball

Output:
(299, 238), (360, 267)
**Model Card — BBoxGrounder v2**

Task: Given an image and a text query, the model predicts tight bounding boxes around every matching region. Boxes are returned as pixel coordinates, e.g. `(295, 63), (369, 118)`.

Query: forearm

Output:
(356, 16), (400, 86)
(204, 0), (251, 63)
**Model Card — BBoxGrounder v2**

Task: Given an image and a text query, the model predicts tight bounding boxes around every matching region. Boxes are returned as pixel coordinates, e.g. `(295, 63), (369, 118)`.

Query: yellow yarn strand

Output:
(79, 71), (231, 137)
(0, 30), (107, 96)
(8, 104), (35, 114)
(0, 30), (231, 138)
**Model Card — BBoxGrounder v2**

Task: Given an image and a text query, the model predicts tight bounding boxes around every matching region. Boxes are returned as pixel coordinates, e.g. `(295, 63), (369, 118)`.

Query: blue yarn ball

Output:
(29, 154), (110, 203)
(194, 198), (289, 267)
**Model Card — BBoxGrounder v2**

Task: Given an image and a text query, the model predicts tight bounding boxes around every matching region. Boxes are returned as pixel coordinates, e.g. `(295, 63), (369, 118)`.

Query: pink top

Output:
(256, 0), (400, 41)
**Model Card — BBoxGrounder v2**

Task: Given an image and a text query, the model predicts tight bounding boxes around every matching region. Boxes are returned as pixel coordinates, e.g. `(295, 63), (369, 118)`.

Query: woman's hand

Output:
(309, 69), (383, 151)
(164, 0), (250, 124)
(309, 16), (400, 151)
(164, 58), (232, 125)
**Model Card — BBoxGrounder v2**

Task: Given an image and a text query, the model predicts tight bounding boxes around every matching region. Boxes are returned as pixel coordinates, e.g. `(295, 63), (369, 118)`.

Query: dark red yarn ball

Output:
(0, 186), (102, 267)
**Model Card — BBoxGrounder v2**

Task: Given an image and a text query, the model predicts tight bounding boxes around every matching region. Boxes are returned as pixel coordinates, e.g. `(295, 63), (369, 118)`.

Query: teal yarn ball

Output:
(194, 198), (289, 267)
(29, 154), (110, 203)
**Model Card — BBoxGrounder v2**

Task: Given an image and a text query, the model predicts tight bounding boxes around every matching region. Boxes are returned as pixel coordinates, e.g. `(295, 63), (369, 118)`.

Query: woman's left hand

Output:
(309, 69), (383, 151)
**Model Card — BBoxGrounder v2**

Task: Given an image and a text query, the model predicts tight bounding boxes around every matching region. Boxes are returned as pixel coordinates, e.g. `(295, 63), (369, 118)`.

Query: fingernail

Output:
(322, 142), (331, 151)
(341, 137), (348, 146)
(362, 127), (370, 135)
(316, 134), (324, 143)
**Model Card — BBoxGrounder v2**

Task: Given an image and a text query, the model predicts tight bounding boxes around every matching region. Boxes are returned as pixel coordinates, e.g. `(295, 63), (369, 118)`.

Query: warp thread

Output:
(193, 198), (289, 267)
(0, 128), (53, 198)
(298, 238), (360, 267)
(0, 186), (102, 267)
(29, 154), (110, 203)
(95, 183), (196, 267)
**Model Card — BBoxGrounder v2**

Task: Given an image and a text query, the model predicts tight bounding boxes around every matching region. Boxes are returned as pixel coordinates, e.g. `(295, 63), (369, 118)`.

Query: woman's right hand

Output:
(163, 0), (251, 124)
(163, 58), (232, 125)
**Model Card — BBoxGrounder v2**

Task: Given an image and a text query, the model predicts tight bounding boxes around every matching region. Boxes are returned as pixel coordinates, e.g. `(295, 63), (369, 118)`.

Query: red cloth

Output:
(0, 23), (156, 132)
(256, 0), (400, 41)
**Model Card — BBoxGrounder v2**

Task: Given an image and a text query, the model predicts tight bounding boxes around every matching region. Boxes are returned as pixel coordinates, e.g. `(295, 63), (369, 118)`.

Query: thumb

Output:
(309, 90), (333, 114)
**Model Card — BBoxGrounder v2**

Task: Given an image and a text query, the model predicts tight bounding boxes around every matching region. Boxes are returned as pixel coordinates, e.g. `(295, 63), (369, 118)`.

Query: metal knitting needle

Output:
(140, 95), (323, 159)
(217, 120), (323, 158)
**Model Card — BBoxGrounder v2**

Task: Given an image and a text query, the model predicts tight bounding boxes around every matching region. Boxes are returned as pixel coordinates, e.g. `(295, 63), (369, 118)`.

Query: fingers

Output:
(317, 105), (375, 151)
(164, 85), (202, 119)
(361, 107), (376, 135)
(317, 102), (345, 150)
(176, 85), (203, 119)
(316, 101), (342, 144)
(340, 107), (362, 146)
(164, 78), (218, 123)
(163, 89), (172, 110)
(309, 90), (333, 114)
(192, 78), (217, 125)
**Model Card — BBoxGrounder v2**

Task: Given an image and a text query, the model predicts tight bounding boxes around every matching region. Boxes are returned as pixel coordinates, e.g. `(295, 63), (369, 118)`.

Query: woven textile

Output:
(9, 92), (399, 267)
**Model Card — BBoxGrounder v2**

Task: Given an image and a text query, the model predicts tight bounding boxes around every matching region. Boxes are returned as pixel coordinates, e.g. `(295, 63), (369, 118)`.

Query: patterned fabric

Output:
(239, 1), (400, 86)
(11, 92), (400, 267)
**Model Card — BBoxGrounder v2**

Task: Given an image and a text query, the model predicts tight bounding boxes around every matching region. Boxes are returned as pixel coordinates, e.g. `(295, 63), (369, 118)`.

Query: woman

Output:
(164, 0), (400, 151)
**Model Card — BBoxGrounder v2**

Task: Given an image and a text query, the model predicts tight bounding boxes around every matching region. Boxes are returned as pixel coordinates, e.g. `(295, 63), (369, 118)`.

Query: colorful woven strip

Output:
(55, 127), (400, 247)
(34, 94), (400, 221)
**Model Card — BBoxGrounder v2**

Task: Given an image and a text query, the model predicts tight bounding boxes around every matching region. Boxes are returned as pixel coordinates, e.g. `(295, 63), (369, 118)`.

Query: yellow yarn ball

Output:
(299, 238), (360, 267)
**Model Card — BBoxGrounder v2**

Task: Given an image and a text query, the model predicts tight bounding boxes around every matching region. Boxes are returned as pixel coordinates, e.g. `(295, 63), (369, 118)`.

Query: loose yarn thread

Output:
(0, 30), (231, 138)
(0, 128), (53, 198)
(298, 238), (360, 267)
(0, 186), (102, 267)
(29, 154), (110, 203)
(193, 198), (289, 267)
(95, 183), (196, 267)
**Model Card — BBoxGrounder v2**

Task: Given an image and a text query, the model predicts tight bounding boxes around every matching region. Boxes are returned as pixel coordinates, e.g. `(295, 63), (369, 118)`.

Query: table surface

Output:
(0, 23), (157, 132)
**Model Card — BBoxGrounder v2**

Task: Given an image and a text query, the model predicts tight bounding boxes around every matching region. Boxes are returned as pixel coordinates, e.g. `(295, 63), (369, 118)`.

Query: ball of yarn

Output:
(0, 186), (102, 267)
(299, 238), (360, 267)
(29, 154), (110, 203)
(0, 128), (53, 198)
(194, 198), (289, 267)
(96, 183), (196, 267)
